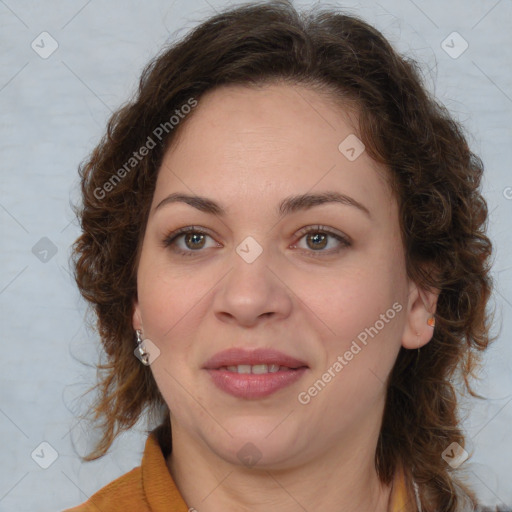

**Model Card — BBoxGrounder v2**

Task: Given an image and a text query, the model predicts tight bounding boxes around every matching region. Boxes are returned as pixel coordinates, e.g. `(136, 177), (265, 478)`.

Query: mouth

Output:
(217, 364), (300, 374)
(203, 348), (309, 399)
(203, 347), (309, 370)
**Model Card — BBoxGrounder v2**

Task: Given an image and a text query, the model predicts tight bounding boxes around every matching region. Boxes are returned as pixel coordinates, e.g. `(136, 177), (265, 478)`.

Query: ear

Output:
(132, 298), (143, 332)
(401, 276), (440, 350)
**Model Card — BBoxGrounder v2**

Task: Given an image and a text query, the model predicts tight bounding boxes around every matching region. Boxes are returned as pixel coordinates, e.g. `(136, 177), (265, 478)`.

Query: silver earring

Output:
(136, 329), (150, 366)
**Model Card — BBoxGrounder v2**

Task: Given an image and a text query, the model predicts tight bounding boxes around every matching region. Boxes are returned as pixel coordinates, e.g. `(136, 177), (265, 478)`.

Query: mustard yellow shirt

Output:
(63, 428), (410, 512)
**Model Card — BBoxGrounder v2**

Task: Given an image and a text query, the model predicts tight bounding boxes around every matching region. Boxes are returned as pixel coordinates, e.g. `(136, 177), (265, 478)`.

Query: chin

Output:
(204, 418), (306, 470)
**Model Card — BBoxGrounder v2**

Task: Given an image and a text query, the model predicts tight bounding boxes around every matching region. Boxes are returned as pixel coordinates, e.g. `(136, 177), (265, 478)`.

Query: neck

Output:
(166, 421), (395, 512)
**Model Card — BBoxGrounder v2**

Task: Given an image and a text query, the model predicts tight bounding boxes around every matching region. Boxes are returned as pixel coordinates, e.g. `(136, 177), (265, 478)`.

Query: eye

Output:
(162, 224), (351, 258)
(161, 226), (220, 256)
(292, 225), (351, 256)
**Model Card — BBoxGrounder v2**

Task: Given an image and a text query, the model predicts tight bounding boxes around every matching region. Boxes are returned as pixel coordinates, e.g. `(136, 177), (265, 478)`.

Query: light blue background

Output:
(1, 1), (511, 510)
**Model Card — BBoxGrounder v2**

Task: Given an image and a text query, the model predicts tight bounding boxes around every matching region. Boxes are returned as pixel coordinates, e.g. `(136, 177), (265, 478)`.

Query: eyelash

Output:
(161, 225), (351, 258)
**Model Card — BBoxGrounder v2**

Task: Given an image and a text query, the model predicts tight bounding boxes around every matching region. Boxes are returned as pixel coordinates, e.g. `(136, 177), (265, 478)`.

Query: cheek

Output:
(301, 266), (386, 330)
(303, 264), (403, 364)
(137, 259), (205, 337)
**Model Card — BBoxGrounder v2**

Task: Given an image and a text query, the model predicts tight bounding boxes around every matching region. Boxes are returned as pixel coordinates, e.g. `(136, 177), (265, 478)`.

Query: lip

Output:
(205, 368), (308, 399)
(203, 348), (308, 370)
(203, 348), (309, 399)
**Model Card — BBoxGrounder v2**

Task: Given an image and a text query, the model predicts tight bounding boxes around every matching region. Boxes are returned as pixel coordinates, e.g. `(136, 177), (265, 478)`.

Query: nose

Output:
(212, 245), (293, 328)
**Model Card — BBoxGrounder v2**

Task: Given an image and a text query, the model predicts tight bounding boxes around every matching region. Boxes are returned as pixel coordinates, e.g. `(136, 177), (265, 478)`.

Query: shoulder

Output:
(61, 465), (148, 512)
(61, 423), (188, 512)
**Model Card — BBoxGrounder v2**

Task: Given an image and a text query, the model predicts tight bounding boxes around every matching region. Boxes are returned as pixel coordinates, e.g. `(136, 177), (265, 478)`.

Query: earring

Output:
(415, 316), (435, 354)
(136, 329), (150, 366)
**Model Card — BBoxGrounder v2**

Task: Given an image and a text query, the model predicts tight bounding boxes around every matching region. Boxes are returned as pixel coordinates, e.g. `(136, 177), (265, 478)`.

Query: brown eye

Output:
(305, 232), (328, 250)
(293, 225), (351, 257)
(162, 226), (219, 256)
(183, 232), (207, 250)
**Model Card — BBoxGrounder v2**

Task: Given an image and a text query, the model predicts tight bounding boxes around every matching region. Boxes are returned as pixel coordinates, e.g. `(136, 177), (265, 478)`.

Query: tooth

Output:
(251, 364), (268, 374)
(223, 364), (288, 373)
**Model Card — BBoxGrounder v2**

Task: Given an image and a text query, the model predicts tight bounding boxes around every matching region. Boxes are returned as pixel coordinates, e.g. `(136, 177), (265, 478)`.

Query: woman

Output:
(65, 1), (506, 511)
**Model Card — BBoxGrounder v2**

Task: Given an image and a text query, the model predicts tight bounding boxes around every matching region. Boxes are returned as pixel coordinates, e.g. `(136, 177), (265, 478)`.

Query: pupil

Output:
(186, 233), (205, 249)
(308, 233), (327, 250)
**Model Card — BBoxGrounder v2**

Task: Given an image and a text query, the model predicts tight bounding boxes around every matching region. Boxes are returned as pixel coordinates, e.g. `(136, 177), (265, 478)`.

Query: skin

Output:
(132, 83), (438, 512)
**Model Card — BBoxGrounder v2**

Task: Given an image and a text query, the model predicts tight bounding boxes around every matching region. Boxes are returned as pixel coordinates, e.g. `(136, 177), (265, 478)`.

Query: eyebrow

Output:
(153, 191), (371, 219)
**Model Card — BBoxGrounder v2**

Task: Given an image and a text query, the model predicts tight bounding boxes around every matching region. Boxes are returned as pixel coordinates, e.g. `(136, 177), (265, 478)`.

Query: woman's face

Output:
(133, 83), (432, 469)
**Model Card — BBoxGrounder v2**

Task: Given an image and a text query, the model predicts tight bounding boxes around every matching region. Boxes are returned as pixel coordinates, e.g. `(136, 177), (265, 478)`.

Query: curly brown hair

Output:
(70, 1), (497, 510)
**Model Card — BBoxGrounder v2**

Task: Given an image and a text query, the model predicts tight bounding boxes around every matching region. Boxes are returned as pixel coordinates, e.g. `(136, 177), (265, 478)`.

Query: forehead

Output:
(153, 83), (395, 222)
